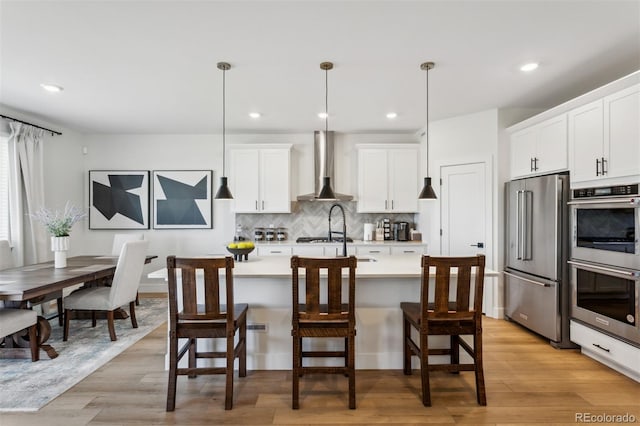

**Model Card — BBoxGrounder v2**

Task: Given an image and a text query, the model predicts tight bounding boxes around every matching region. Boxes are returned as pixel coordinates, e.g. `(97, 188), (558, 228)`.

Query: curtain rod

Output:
(0, 114), (62, 136)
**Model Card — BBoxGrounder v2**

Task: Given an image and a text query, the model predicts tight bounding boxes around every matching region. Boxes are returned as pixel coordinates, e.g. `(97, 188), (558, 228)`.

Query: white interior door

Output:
(441, 162), (487, 257)
(440, 161), (492, 315)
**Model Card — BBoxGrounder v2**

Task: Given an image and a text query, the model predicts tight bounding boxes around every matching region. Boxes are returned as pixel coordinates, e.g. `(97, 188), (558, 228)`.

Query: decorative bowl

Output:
(226, 247), (255, 262)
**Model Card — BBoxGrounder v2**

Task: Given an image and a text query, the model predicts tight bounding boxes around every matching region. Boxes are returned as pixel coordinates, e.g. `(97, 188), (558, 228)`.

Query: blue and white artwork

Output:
(152, 170), (213, 229)
(89, 170), (150, 229)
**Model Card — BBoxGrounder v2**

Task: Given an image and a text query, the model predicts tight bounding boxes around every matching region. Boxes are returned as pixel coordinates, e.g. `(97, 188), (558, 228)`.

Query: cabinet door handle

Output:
(596, 158), (601, 176)
(385, 200), (388, 210)
(370, 250), (381, 253)
(601, 157), (607, 175)
(271, 250), (282, 254)
(255, 200), (258, 210)
(592, 343), (610, 353)
(403, 250), (415, 253)
(262, 200), (265, 210)
(391, 200), (394, 210)
(534, 157), (538, 171)
(530, 157), (534, 172)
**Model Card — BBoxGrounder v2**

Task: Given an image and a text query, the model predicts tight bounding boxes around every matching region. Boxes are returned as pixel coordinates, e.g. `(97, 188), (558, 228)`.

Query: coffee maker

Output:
(393, 222), (410, 241)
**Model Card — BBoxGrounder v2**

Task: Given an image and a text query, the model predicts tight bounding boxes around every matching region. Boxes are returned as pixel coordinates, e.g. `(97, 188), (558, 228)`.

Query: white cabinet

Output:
(569, 84), (640, 185)
(355, 246), (391, 256)
(390, 245), (427, 255)
(605, 85), (640, 180)
(257, 246), (292, 256)
(510, 115), (567, 178)
(229, 145), (292, 213)
(357, 145), (419, 213)
(570, 320), (640, 382)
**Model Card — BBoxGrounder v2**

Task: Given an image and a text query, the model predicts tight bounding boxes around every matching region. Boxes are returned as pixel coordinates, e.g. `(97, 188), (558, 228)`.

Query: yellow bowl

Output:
(226, 246), (254, 262)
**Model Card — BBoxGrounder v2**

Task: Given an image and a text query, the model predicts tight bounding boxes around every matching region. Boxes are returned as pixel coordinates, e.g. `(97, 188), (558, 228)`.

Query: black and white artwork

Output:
(152, 170), (213, 229)
(89, 170), (150, 229)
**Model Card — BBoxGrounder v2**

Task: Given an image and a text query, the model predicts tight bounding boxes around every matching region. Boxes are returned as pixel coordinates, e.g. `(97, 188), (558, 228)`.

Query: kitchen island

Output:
(148, 254), (498, 370)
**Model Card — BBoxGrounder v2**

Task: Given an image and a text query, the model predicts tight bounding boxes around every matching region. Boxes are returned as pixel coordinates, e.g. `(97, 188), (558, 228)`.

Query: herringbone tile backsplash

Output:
(236, 201), (416, 241)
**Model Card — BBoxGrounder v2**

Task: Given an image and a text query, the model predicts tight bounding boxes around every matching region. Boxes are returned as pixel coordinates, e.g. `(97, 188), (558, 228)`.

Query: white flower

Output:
(30, 202), (86, 237)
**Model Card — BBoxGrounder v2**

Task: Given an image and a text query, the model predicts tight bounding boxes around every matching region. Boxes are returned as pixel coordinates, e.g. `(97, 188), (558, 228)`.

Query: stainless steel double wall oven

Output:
(568, 183), (640, 346)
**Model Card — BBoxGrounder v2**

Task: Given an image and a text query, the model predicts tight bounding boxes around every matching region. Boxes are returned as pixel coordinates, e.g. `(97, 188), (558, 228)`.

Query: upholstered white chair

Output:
(112, 233), (144, 256)
(0, 308), (39, 361)
(111, 233), (145, 305)
(63, 240), (148, 341)
(0, 240), (14, 270)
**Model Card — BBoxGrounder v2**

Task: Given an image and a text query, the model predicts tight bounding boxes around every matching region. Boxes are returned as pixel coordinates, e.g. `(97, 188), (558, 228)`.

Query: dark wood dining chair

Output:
(400, 254), (486, 406)
(166, 256), (248, 411)
(290, 255), (357, 409)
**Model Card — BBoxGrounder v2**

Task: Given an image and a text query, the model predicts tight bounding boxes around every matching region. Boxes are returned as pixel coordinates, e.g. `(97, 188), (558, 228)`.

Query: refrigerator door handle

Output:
(517, 190), (524, 260)
(523, 190), (533, 260)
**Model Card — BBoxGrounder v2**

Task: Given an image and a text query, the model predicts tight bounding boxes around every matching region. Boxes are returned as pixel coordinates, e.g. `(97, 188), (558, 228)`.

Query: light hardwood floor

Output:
(2, 299), (639, 425)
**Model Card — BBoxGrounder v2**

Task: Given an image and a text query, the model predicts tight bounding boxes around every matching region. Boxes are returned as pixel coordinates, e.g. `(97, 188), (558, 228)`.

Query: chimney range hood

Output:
(297, 130), (353, 201)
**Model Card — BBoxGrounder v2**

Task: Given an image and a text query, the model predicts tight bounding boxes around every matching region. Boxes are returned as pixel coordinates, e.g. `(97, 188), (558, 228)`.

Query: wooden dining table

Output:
(0, 255), (156, 359)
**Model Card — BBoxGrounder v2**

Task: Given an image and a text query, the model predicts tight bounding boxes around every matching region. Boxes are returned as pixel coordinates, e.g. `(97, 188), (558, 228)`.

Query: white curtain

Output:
(8, 122), (47, 265)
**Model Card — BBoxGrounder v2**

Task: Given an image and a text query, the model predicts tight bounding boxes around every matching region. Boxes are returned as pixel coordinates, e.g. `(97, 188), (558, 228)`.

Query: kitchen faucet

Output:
(328, 203), (347, 257)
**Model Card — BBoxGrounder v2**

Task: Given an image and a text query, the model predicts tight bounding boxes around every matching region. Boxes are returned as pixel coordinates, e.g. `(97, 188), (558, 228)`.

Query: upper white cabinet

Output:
(510, 114), (567, 178)
(357, 144), (419, 213)
(569, 84), (640, 185)
(229, 144), (292, 213)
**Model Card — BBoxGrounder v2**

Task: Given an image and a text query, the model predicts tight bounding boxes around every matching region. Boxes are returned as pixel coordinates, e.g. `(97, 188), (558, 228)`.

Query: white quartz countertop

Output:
(148, 254), (498, 280)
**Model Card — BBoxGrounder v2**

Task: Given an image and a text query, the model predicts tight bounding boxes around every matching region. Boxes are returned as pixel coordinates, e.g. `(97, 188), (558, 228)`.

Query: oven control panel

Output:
(573, 184), (639, 199)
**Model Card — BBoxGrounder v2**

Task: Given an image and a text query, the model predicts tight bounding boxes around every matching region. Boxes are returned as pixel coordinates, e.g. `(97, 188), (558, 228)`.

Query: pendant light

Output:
(317, 61), (337, 200)
(214, 61), (233, 199)
(418, 61), (437, 199)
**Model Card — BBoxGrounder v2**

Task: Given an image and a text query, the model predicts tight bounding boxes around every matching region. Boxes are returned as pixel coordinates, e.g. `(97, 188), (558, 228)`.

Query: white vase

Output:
(51, 236), (69, 268)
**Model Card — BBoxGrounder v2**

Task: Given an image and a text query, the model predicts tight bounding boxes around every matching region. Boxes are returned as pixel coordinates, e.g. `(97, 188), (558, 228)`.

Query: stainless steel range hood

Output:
(297, 130), (353, 201)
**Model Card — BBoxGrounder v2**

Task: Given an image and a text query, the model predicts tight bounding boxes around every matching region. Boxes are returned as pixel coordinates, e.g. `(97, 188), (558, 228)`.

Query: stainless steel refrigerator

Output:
(504, 173), (574, 348)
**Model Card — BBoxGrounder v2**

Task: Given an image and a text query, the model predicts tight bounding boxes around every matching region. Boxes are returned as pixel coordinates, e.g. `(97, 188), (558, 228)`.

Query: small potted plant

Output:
(30, 202), (86, 268)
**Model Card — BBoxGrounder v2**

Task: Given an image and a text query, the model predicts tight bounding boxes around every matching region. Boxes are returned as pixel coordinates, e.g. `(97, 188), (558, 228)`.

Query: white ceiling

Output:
(1, 0), (639, 135)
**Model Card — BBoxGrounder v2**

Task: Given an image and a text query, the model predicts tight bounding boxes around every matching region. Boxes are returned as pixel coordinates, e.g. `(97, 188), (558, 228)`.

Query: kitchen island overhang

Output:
(149, 255), (498, 370)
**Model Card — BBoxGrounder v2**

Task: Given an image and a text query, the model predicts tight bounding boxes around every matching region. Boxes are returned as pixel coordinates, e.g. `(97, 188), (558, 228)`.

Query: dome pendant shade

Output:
(214, 176), (233, 199)
(317, 176), (337, 200)
(418, 177), (437, 199)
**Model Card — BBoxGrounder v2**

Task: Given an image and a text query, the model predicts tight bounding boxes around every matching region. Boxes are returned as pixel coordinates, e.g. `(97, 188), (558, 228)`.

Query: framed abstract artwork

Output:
(152, 170), (213, 229)
(89, 170), (150, 229)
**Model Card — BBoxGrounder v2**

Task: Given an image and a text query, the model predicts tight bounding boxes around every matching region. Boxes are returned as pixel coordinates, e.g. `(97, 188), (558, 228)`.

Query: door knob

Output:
(470, 242), (484, 248)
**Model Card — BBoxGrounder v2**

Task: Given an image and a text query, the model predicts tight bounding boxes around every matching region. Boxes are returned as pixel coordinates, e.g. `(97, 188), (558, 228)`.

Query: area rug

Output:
(0, 297), (167, 412)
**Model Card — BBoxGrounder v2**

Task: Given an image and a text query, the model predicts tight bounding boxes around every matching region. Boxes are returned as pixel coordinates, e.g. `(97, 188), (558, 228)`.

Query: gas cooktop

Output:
(296, 236), (354, 243)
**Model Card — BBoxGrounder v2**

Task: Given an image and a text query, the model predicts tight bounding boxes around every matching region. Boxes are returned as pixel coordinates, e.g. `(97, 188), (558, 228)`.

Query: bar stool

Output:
(400, 254), (487, 406)
(290, 255), (358, 409)
(166, 256), (248, 411)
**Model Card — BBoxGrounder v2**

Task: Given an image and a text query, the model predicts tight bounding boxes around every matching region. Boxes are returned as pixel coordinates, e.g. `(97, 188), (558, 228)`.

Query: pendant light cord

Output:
(425, 65), (429, 177)
(325, 67), (329, 133)
(222, 67), (226, 176)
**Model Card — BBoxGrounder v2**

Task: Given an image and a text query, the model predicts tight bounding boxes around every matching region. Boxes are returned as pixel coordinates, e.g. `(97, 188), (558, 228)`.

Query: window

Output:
(0, 135), (9, 241)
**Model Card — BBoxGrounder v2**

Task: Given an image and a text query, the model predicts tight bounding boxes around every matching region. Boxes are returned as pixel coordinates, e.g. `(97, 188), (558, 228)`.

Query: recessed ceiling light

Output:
(249, 112), (261, 119)
(318, 112), (328, 119)
(40, 83), (64, 92)
(520, 62), (539, 72)
(386, 112), (398, 119)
